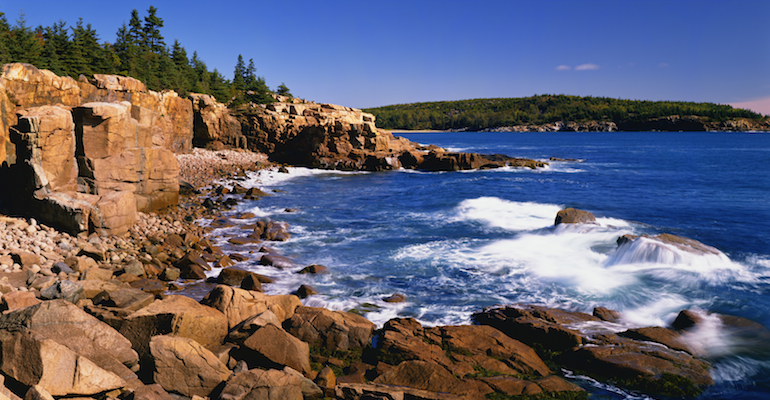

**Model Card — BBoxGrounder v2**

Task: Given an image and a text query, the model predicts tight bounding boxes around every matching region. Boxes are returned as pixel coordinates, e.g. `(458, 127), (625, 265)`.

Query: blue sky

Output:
(2, 0), (769, 114)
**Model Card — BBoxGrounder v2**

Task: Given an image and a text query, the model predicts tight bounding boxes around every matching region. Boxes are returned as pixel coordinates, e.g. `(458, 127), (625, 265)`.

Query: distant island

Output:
(363, 95), (769, 132)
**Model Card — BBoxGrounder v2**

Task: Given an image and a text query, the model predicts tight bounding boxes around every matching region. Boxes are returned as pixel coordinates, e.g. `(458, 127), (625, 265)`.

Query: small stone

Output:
(382, 293), (406, 303)
(295, 284), (317, 299)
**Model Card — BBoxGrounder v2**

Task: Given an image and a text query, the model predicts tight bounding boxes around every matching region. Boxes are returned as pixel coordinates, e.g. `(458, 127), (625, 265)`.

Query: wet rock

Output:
(593, 306), (622, 322)
(259, 254), (294, 269)
(382, 293), (406, 303)
(373, 360), (489, 399)
(216, 267), (264, 290)
(295, 284), (317, 298)
(297, 264), (327, 274)
(554, 207), (596, 225)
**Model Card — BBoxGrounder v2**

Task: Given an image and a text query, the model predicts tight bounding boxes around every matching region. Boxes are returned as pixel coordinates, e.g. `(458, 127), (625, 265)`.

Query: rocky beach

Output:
(0, 63), (758, 400)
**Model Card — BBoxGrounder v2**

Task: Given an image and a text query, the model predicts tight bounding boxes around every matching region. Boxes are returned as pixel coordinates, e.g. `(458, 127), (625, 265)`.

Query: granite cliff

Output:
(0, 63), (546, 236)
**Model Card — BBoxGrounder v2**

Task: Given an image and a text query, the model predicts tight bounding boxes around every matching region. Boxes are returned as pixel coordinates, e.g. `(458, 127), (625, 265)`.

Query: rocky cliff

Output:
(0, 64), (187, 235)
(234, 99), (545, 171)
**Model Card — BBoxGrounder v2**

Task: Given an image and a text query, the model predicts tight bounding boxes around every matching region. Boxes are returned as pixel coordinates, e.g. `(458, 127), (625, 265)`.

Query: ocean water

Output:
(206, 131), (770, 399)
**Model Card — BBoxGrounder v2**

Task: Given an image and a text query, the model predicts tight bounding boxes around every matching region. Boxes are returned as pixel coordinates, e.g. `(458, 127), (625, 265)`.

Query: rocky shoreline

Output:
(0, 152), (754, 400)
(0, 62), (759, 400)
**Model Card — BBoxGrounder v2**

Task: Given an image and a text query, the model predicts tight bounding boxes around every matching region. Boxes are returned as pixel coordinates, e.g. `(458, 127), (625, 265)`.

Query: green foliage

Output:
(364, 95), (765, 131)
(277, 82), (292, 97)
(485, 391), (589, 400)
(619, 373), (702, 398)
(0, 6), (283, 103)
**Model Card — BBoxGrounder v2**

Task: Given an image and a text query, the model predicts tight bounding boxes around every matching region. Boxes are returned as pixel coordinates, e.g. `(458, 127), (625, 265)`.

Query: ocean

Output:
(204, 131), (770, 399)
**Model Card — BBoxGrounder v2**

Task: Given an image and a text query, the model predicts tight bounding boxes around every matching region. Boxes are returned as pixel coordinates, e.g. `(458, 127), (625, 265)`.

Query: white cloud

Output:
(575, 63), (600, 71)
(555, 65), (571, 71)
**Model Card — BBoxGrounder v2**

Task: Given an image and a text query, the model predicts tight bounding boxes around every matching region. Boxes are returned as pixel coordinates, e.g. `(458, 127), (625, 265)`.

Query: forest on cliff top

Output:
(363, 95), (766, 131)
(0, 6), (291, 105)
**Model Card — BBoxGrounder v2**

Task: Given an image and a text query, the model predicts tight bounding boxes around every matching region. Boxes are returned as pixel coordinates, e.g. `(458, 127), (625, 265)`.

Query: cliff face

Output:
(235, 99), (545, 171)
(0, 64), (185, 235)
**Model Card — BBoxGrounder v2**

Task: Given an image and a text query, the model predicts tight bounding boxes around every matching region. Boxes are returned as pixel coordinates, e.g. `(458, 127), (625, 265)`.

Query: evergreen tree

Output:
(170, 39), (194, 94)
(142, 6), (164, 53)
(0, 11), (12, 64)
(208, 68), (232, 103)
(232, 54), (246, 92)
(276, 83), (292, 97)
(8, 10), (43, 65)
(40, 20), (68, 75)
(71, 18), (103, 75)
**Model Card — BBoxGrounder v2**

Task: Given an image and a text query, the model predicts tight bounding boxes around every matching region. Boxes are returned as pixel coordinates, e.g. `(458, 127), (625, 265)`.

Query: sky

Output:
(2, 0), (769, 114)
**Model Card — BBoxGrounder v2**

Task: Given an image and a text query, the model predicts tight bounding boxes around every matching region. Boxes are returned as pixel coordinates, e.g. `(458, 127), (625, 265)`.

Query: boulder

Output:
(373, 360), (488, 398)
(554, 207), (596, 225)
(149, 335), (232, 397)
(472, 305), (595, 350)
(217, 368), (303, 400)
(475, 304), (714, 397)
(1, 291), (42, 313)
(0, 299), (139, 386)
(335, 382), (459, 400)
(239, 324), (311, 375)
(216, 267), (264, 290)
(120, 295), (228, 361)
(127, 384), (175, 400)
(200, 285), (301, 329)
(259, 253), (294, 269)
(378, 318), (550, 379)
(617, 233), (721, 256)
(39, 280), (84, 303)
(284, 306), (375, 351)
(0, 329), (125, 396)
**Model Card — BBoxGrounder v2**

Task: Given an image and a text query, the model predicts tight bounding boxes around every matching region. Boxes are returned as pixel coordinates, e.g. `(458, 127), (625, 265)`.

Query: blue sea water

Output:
(207, 131), (770, 399)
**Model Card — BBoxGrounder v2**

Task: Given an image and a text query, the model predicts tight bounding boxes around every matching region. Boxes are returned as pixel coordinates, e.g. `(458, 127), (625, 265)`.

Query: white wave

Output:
(605, 236), (755, 285)
(711, 356), (768, 384)
(453, 197), (563, 231)
(239, 167), (369, 188)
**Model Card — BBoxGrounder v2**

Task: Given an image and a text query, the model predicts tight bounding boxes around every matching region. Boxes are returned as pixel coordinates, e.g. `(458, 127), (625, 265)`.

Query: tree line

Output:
(0, 6), (291, 104)
(364, 95), (765, 131)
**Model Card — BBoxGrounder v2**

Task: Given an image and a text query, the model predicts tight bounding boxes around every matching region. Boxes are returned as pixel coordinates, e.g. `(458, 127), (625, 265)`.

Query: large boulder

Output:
(284, 306), (375, 351)
(200, 285), (301, 330)
(217, 368), (304, 400)
(120, 295), (228, 361)
(474, 304), (714, 397)
(239, 323), (311, 375)
(377, 318), (550, 379)
(149, 335), (232, 397)
(0, 329), (125, 396)
(373, 360), (489, 399)
(0, 299), (140, 386)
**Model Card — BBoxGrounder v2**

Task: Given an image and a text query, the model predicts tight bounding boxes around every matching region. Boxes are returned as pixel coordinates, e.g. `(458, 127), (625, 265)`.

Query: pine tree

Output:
(277, 83), (292, 98)
(0, 11), (11, 64)
(142, 6), (165, 53)
(8, 10), (43, 65)
(232, 54), (246, 92)
(40, 20), (68, 75)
